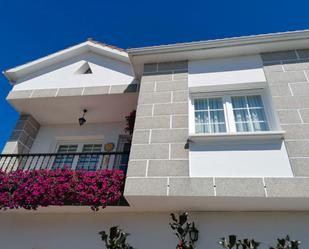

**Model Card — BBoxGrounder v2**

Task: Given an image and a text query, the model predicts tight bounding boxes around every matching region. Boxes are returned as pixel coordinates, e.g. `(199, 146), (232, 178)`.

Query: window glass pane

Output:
(77, 144), (102, 171)
(252, 122), (269, 131)
(120, 143), (130, 172)
(195, 124), (210, 133)
(194, 97), (226, 134)
(232, 95), (269, 132)
(210, 110), (225, 123)
(57, 145), (78, 153)
(52, 145), (78, 170)
(123, 143), (131, 152)
(82, 144), (102, 153)
(233, 109), (250, 122)
(209, 98), (223, 109)
(231, 96), (246, 108)
(194, 99), (208, 110)
(250, 109), (267, 122)
(195, 111), (209, 124)
(247, 95), (263, 108)
(210, 123), (226, 133)
(235, 122), (251, 132)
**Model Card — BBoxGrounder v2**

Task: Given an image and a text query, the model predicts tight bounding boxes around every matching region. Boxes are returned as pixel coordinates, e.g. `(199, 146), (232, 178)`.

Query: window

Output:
(76, 144), (103, 171)
(119, 142), (130, 172)
(114, 135), (131, 173)
(192, 92), (270, 134)
(231, 95), (268, 132)
(194, 97), (226, 133)
(52, 143), (103, 170)
(52, 145), (78, 169)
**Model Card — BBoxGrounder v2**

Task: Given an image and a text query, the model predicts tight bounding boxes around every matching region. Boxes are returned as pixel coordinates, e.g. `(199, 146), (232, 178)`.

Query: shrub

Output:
(99, 226), (134, 249)
(270, 235), (301, 249)
(219, 235), (260, 249)
(170, 212), (199, 249)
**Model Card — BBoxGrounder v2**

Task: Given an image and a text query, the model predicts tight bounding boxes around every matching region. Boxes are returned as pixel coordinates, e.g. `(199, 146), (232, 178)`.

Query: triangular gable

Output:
(4, 39), (130, 84)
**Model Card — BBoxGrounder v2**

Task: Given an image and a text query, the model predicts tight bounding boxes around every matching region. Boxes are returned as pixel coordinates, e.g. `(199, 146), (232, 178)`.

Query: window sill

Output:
(188, 131), (285, 143)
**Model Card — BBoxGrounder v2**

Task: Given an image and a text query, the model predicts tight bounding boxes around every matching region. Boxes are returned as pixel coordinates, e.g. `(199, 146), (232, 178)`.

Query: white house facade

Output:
(1, 31), (309, 249)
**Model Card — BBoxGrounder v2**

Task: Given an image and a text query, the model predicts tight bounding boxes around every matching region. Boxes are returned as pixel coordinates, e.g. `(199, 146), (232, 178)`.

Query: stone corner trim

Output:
(2, 114), (40, 154)
(127, 60), (190, 182)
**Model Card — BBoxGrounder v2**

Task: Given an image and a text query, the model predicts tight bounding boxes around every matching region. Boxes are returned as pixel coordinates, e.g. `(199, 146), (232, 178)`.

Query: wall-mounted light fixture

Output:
(79, 109), (87, 126)
(189, 222), (199, 243)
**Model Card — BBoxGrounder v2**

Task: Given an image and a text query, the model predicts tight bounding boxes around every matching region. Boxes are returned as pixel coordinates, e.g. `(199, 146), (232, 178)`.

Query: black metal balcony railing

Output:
(0, 152), (130, 173)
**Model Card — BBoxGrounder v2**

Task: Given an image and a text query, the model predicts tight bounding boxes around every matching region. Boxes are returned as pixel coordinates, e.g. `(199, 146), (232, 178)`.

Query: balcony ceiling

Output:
(8, 93), (138, 125)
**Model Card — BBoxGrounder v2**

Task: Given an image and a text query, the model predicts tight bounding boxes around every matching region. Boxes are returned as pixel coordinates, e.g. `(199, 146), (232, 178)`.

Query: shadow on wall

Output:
(190, 139), (283, 152)
(123, 79), (139, 93)
(189, 55), (263, 75)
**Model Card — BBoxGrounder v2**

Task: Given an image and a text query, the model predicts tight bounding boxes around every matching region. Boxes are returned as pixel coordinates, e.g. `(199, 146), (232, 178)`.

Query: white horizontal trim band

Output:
(188, 131), (285, 143)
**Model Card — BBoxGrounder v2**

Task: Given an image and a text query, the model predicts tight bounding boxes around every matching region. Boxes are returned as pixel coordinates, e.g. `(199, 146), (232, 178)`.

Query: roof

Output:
(87, 38), (125, 52)
(127, 29), (309, 78)
(4, 39), (129, 83)
(5, 30), (309, 82)
(128, 29), (309, 54)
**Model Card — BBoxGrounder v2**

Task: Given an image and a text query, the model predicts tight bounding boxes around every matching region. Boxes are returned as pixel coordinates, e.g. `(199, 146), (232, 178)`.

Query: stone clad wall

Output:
(125, 61), (190, 196)
(124, 56), (309, 199)
(261, 49), (309, 176)
(2, 114), (40, 154)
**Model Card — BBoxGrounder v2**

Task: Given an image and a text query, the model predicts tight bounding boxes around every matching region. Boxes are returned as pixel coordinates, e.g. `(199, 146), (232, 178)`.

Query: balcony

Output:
(0, 151), (129, 172)
(0, 151), (130, 212)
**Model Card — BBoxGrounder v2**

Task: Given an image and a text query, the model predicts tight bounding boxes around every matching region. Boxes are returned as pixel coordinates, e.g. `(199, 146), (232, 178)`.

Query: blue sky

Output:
(0, 0), (308, 151)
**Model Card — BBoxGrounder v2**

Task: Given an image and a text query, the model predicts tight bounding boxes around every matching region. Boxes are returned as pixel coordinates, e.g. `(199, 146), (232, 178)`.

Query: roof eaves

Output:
(3, 40), (128, 83)
(87, 38), (126, 52)
(127, 29), (309, 55)
(3, 41), (89, 74)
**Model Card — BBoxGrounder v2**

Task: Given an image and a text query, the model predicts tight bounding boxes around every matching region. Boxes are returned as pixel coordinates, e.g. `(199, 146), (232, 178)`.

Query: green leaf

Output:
(179, 213), (188, 226)
(171, 213), (178, 222)
(229, 235), (237, 248)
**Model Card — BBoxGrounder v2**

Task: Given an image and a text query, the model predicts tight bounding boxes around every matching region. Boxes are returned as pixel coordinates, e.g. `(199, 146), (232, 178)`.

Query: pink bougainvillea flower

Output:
(0, 169), (125, 211)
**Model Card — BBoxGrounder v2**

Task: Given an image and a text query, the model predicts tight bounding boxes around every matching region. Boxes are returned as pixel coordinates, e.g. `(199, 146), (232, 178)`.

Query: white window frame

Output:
(114, 135), (131, 171)
(52, 140), (104, 170)
(189, 89), (277, 134)
(54, 141), (104, 153)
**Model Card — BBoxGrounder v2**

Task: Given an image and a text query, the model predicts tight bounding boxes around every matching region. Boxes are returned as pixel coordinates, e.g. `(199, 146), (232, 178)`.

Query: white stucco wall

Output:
(0, 212), (308, 249)
(188, 55), (266, 90)
(30, 122), (126, 153)
(187, 54), (291, 177)
(190, 140), (293, 177)
(13, 52), (134, 91)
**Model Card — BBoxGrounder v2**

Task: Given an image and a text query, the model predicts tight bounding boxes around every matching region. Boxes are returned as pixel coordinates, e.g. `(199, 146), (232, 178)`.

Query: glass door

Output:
(76, 144), (103, 171)
(115, 135), (130, 173)
(119, 142), (130, 173)
(52, 142), (103, 170)
(52, 144), (78, 169)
